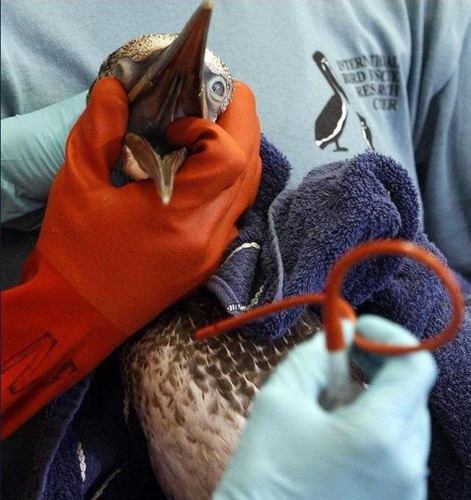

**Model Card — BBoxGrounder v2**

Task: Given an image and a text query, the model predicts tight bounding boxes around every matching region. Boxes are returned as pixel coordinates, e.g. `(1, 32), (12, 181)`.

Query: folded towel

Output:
(209, 150), (422, 335)
(208, 148), (471, 500)
(19, 137), (470, 500)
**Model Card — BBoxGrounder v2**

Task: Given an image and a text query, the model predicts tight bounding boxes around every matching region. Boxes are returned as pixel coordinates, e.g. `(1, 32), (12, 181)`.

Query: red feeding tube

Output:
(196, 239), (465, 357)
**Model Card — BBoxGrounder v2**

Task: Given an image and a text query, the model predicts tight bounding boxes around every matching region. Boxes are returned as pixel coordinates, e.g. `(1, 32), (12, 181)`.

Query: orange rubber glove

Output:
(1, 78), (261, 439)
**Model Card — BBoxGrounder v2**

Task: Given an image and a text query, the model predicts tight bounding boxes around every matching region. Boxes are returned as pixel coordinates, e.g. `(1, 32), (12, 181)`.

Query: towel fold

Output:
(209, 149), (426, 333)
(208, 147), (471, 500)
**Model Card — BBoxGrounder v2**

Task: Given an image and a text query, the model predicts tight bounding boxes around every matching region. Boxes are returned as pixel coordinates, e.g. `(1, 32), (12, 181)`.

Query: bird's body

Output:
(122, 291), (367, 499)
(121, 291), (323, 499)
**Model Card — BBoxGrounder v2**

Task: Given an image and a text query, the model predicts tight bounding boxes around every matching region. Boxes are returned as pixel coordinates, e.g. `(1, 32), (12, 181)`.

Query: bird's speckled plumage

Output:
(121, 291), (323, 500)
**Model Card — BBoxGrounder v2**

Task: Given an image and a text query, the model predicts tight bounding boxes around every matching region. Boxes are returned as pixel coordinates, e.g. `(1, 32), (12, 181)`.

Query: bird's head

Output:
(90, 0), (234, 204)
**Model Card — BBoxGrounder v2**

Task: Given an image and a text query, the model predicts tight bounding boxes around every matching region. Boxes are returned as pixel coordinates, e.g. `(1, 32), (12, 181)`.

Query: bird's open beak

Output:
(123, 0), (213, 204)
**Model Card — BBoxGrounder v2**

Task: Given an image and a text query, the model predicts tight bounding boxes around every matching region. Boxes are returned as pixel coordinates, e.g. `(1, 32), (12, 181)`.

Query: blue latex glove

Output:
(1, 91), (87, 229)
(214, 315), (437, 500)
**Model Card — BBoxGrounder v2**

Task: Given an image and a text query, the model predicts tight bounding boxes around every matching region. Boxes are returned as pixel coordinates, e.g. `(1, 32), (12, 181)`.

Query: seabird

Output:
(91, 6), (367, 499)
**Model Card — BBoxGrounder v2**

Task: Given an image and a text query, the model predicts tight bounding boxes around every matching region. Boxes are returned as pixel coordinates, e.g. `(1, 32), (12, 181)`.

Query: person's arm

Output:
(1, 91), (87, 229)
(214, 316), (437, 500)
(1, 78), (262, 439)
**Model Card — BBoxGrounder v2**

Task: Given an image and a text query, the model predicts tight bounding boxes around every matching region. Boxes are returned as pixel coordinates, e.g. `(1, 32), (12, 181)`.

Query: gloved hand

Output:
(1, 78), (262, 439)
(1, 91), (87, 228)
(214, 315), (437, 500)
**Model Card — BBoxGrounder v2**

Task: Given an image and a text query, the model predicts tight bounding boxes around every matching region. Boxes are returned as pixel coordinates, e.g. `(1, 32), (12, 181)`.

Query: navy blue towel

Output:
(19, 137), (470, 500)
(209, 149), (427, 335)
(208, 146), (471, 500)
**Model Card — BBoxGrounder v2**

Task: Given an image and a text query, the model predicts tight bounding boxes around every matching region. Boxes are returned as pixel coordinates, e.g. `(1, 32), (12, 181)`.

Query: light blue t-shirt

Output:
(1, 0), (470, 278)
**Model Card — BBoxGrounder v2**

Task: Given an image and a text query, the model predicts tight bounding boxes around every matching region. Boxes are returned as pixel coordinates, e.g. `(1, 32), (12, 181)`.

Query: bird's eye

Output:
(212, 80), (225, 96)
(208, 76), (226, 101)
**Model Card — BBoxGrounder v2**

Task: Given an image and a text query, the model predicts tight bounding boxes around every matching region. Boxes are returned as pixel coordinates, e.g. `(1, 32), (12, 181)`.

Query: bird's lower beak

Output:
(123, 0), (213, 204)
(124, 133), (187, 205)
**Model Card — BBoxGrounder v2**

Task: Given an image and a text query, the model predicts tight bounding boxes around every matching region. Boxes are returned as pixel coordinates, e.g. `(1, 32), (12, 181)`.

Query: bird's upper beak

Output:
(126, 0), (213, 138)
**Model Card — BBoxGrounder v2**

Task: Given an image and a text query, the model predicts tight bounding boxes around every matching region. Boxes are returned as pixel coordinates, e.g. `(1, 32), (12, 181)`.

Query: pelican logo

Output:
(313, 51), (349, 152)
(1, 332), (77, 394)
(313, 51), (376, 152)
